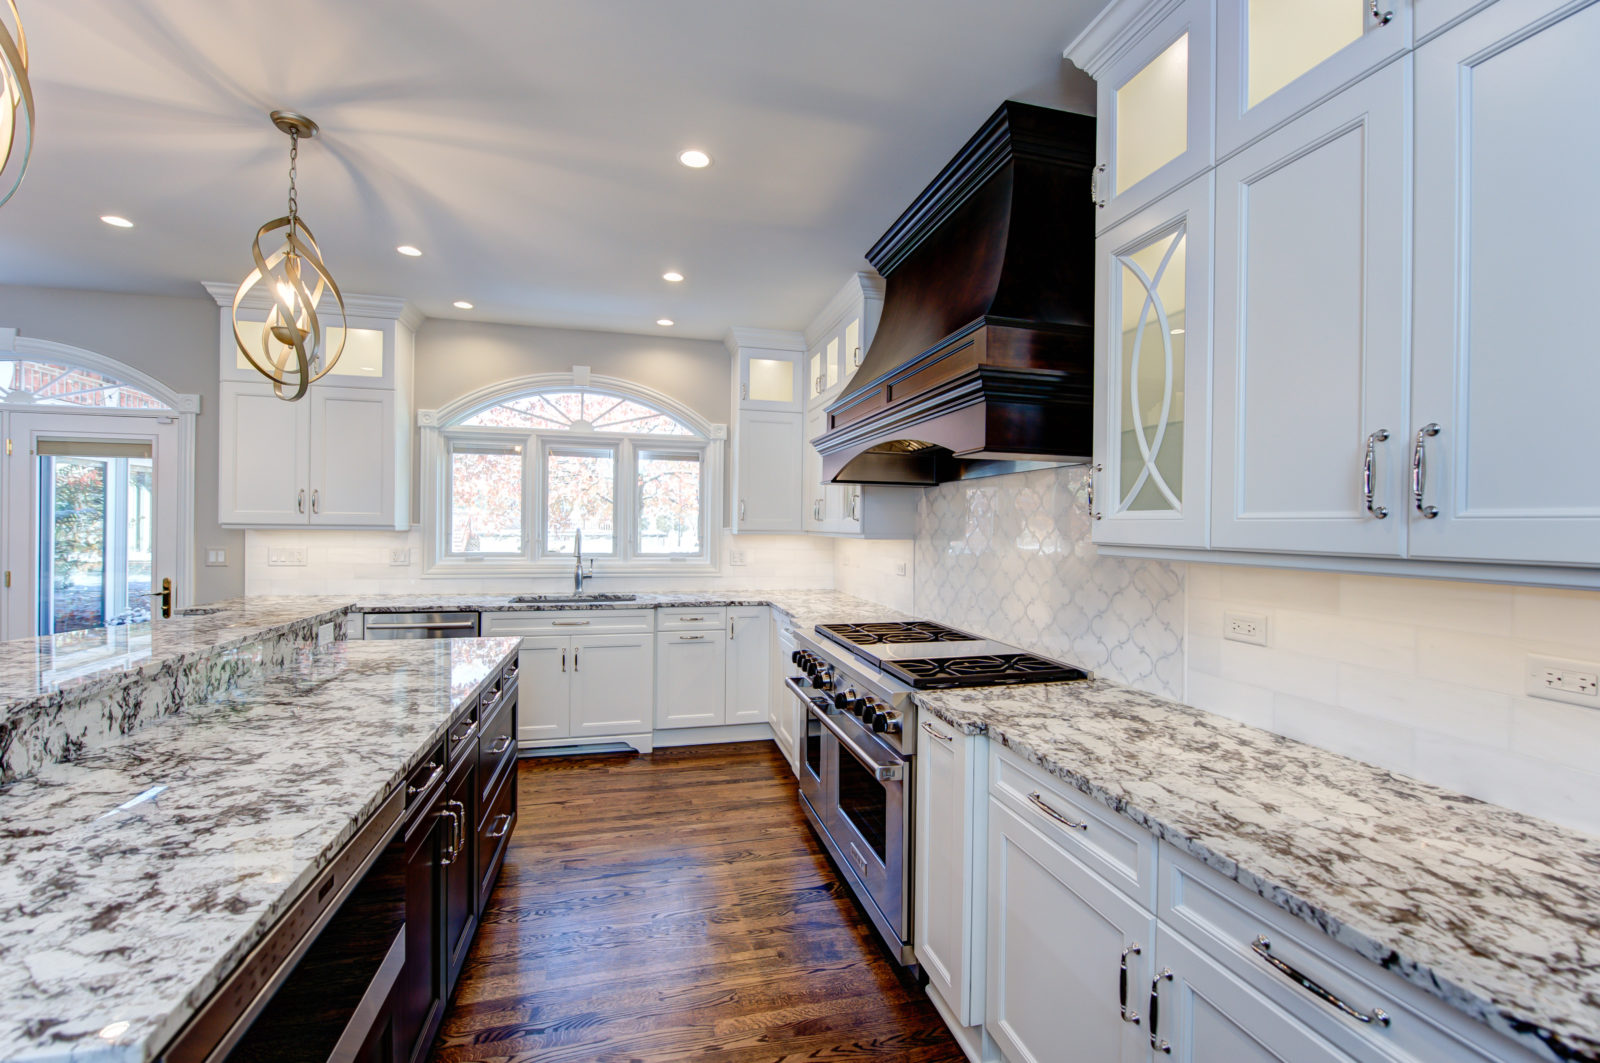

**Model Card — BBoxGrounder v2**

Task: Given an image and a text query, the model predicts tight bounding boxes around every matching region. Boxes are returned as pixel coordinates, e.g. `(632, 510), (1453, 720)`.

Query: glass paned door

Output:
(1116, 227), (1187, 512)
(3, 413), (181, 639)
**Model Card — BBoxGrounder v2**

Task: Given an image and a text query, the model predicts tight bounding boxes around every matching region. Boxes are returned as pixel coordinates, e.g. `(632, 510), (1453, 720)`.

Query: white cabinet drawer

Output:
(480, 609), (654, 635)
(1157, 841), (1548, 1063)
(656, 606), (727, 631)
(989, 747), (1157, 910)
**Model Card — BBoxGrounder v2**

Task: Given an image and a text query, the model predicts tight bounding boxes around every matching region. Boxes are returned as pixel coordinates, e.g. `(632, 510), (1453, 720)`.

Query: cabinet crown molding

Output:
(804, 272), (885, 348)
(723, 327), (807, 355)
(200, 281), (422, 328)
(1064, 0), (1188, 77)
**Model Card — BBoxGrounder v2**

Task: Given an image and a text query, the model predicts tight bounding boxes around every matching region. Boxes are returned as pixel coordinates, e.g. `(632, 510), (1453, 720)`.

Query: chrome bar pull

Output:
(488, 735), (513, 755)
(438, 806), (461, 865)
(1087, 464), (1103, 520)
(551, 619), (591, 626)
(574, 647), (579, 672)
(486, 813), (513, 839)
(1149, 968), (1173, 1054)
(920, 721), (954, 743)
(446, 800), (466, 861)
(1363, 428), (1390, 518)
(1251, 936), (1391, 1026)
(1412, 423), (1441, 518)
(406, 761), (443, 798)
(561, 648), (566, 673)
(310, 489), (319, 514)
(297, 489), (305, 514)
(1091, 162), (1107, 207)
(1027, 791), (1088, 830)
(1120, 944), (1143, 1025)
(678, 633), (705, 640)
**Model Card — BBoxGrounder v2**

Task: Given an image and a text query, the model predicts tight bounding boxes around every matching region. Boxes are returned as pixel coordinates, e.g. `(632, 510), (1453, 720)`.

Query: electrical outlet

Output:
(729, 549), (746, 566)
(895, 562), (908, 577)
(388, 548), (411, 567)
(266, 547), (307, 567)
(1527, 654), (1600, 708)
(1224, 611), (1269, 647)
(204, 549), (228, 567)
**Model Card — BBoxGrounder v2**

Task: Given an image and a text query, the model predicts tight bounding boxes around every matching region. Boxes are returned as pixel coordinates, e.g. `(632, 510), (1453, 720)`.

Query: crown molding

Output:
(1064, 0), (1186, 77)
(804, 271), (885, 347)
(723, 327), (807, 355)
(201, 281), (419, 328)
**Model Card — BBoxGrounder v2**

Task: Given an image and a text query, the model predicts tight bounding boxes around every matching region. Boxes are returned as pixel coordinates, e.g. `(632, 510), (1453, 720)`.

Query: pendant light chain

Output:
(287, 129), (299, 242)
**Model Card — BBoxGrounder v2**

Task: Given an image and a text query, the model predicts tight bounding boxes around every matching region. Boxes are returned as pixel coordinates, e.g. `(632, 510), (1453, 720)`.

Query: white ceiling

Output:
(0, 1), (1101, 338)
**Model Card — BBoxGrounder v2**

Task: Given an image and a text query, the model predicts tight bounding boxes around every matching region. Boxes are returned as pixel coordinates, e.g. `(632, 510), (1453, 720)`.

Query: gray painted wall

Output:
(0, 285), (244, 604)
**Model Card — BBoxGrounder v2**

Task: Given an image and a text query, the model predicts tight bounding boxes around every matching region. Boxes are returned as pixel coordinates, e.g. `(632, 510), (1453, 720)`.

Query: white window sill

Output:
(422, 559), (720, 579)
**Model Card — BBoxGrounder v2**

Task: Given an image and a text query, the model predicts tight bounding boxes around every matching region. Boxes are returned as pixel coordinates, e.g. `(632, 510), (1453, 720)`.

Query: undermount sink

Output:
(509, 593), (638, 604)
(175, 607), (224, 617)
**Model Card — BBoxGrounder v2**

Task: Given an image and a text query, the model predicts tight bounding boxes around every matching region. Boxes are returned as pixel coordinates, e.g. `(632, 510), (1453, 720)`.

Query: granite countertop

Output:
(0, 637), (519, 1063)
(914, 680), (1600, 1062)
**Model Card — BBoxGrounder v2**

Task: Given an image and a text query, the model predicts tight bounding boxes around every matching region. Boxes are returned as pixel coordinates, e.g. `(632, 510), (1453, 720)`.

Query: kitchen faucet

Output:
(573, 528), (588, 593)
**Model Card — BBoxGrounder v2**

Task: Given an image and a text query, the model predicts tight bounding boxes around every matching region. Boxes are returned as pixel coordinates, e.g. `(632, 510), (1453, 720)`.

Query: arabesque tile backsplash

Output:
(914, 466), (1185, 698)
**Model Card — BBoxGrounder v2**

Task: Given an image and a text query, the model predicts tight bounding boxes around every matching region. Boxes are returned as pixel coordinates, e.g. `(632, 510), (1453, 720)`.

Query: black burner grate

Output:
(882, 653), (1089, 689)
(818, 621), (980, 646)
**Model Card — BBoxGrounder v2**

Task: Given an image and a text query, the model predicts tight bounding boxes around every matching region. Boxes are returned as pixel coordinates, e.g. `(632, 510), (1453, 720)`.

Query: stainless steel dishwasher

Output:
(361, 611), (480, 640)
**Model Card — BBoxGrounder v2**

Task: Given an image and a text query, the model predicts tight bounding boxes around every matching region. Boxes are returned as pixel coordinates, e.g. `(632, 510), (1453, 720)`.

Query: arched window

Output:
(0, 359), (171, 409)
(424, 377), (722, 573)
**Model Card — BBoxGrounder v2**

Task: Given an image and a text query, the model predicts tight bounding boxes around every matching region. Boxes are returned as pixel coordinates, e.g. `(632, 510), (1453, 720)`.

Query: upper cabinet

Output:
(205, 285), (418, 530)
(1215, 0), (1410, 157)
(804, 273), (883, 406)
(1073, 0), (1215, 230)
(731, 330), (804, 413)
(727, 329), (806, 534)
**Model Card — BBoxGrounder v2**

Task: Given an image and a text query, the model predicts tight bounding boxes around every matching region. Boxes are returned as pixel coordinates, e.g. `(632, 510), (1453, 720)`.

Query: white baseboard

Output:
(517, 723), (776, 758)
(925, 982), (1000, 1063)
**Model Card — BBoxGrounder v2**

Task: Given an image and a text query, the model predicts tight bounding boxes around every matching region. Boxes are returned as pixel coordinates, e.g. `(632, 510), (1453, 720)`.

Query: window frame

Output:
(539, 438), (621, 558)
(420, 376), (724, 578)
(443, 433), (529, 560)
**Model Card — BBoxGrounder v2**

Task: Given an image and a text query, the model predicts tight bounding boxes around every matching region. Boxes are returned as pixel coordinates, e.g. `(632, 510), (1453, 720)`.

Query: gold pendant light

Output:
(0, 0), (34, 208)
(232, 111), (346, 402)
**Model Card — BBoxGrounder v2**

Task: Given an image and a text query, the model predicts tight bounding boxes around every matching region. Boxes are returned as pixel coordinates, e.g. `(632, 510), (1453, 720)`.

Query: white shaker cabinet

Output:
(515, 636), (572, 743)
(570, 632), (654, 737)
(915, 721), (987, 1034)
(1083, 0), (1215, 231)
(770, 616), (799, 771)
(1408, 0), (1600, 567)
(307, 387), (395, 526)
(725, 608), (770, 725)
(1091, 175), (1213, 548)
(655, 628), (728, 728)
(1210, 61), (1408, 556)
(732, 409), (803, 533)
(1214, 0), (1410, 158)
(217, 383), (310, 525)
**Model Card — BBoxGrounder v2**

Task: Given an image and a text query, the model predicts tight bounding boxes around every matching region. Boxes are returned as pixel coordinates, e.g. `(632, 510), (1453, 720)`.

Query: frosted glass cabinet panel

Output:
(1409, 0), (1600, 565)
(1217, 0), (1410, 156)
(1211, 63), (1407, 557)
(1092, 176), (1212, 549)
(1093, 0), (1213, 231)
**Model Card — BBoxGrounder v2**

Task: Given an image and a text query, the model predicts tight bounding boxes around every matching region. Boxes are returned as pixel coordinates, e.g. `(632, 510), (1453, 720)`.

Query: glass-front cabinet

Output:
(1215, 0), (1410, 156)
(1091, 176), (1211, 548)
(1090, 0), (1213, 231)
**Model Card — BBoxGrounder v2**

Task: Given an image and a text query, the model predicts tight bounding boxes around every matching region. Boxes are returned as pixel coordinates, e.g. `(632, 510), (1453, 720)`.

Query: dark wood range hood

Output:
(816, 101), (1096, 485)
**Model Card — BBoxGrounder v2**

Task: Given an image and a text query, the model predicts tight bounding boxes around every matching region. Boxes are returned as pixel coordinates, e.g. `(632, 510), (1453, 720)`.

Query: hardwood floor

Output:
(429, 742), (964, 1063)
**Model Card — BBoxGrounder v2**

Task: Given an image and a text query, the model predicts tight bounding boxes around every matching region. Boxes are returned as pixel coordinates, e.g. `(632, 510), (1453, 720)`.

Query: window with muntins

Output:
(429, 383), (717, 573)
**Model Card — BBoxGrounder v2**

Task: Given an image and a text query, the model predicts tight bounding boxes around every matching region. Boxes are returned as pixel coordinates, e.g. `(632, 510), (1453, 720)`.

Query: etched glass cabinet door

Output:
(1216, 0), (1410, 156)
(1091, 176), (1212, 549)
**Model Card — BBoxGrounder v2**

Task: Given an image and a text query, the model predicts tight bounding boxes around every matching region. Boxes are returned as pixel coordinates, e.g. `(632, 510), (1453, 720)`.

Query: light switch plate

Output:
(267, 547), (308, 567)
(729, 550), (746, 566)
(1526, 654), (1600, 708)
(388, 548), (411, 567)
(1224, 611), (1269, 647)
(204, 549), (228, 567)
(895, 562), (908, 576)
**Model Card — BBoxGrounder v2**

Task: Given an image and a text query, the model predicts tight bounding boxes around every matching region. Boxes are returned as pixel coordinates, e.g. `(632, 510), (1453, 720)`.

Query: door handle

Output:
(297, 489), (305, 514)
(1412, 423), (1441, 518)
(561, 648), (566, 672)
(1363, 429), (1390, 519)
(310, 489), (319, 515)
(1149, 968), (1172, 1054)
(1120, 944), (1142, 1025)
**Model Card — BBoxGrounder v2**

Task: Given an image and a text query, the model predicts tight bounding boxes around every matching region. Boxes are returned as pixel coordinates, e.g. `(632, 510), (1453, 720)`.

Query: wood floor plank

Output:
(430, 742), (963, 1062)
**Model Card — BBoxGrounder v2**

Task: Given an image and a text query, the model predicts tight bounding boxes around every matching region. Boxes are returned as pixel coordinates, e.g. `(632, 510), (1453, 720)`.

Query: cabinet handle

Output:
(1412, 423), (1441, 518)
(488, 735), (512, 755)
(1120, 944), (1142, 1025)
(438, 806), (461, 865)
(1087, 463), (1103, 520)
(1027, 791), (1088, 830)
(1149, 968), (1172, 1054)
(551, 619), (591, 626)
(1251, 936), (1391, 1026)
(450, 717), (479, 746)
(920, 721), (953, 743)
(1091, 162), (1107, 208)
(297, 489), (305, 514)
(487, 813), (513, 839)
(561, 648), (566, 672)
(310, 489), (319, 514)
(729, 618), (736, 640)
(574, 647), (579, 672)
(447, 799), (466, 861)
(738, 499), (746, 521)
(679, 633), (705, 640)
(740, 382), (748, 400)
(1363, 429), (1390, 519)
(852, 346), (862, 368)
(407, 761), (443, 798)
(1368, 0), (1393, 24)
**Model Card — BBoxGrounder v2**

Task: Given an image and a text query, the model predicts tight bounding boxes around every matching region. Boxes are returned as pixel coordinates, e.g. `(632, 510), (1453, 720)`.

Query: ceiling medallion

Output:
(231, 110), (346, 402)
(0, 0), (33, 208)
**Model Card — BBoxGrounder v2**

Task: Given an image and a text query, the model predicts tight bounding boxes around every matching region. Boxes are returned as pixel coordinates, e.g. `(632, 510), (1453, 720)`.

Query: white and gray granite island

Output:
(0, 631), (521, 1063)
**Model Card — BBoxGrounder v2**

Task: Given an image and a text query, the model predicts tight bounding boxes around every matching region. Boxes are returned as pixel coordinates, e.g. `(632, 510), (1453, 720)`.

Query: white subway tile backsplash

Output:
(1339, 574), (1513, 637)
(1271, 694), (1416, 778)
(1412, 733), (1600, 836)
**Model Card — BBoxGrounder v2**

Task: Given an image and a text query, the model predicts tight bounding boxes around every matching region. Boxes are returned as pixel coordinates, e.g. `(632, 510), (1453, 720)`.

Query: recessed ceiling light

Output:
(657, 318), (675, 327)
(662, 271), (684, 283)
(453, 300), (474, 310)
(396, 245), (422, 257)
(100, 215), (134, 228)
(677, 149), (711, 169)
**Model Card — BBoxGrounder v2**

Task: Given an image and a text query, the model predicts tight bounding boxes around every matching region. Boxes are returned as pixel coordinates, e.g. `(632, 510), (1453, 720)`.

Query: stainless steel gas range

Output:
(783, 619), (1088, 970)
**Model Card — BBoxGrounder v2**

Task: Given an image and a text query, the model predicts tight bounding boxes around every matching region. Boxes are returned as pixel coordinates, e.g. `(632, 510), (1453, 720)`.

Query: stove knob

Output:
(859, 696), (882, 721)
(791, 649), (805, 666)
(832, 689), (859, 712)
(872, 710), (904, 735)
(812, 667), (834, 691)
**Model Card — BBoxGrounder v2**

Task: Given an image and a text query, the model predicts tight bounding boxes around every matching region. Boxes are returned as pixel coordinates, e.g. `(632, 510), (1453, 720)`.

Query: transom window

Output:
(428, 382), (719, 573)
(0, 359), (170, 409)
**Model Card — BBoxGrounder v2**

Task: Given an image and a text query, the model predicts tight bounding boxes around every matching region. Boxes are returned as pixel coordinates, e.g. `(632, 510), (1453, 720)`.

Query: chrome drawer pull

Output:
(552, 619), (591, 626)
(920, 721), (953, 743)
(406, 762), (443, 798)
(1252, 936), (1391, 1026)
(488, 735), (513, 755)
(1028, 791), (1088, 830)
(1120, 944), (1142, 1025)
(486, 813), (513, 839)
(1150, 968), (1172, 1053)
(451, 718), (479, 746)
(679, 633), (705, 640)
(678, 615), (705, 622)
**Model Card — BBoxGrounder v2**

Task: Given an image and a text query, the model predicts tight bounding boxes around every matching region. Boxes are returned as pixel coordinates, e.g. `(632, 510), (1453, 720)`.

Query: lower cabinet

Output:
(914, 718), (985, 1029)
(515, 632), (655, 741)
(440, 752), (478, 993)
(770, 617), (799, 771)
(397, 768), (450, 1063)
(725, 607), (770, 725)
(656, 627), (728, 727)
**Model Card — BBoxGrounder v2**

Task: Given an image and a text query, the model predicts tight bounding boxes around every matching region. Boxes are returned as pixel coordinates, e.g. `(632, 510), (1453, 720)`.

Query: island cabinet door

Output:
(570, 632), (655, 736)
(442, 753), (479, 994)
(398, 787), (451, 1063)
(985, 798), (1154, 1063)
(517, 636), (572, 742)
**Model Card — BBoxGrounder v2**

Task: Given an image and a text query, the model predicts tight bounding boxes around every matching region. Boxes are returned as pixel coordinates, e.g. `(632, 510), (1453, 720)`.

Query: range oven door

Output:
(786, 677), (830, 820)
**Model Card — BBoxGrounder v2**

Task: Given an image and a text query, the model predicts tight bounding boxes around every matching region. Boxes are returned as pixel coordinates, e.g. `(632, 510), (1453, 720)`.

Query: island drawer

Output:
(1156, 841), (1547, 1063)
(478, 683), (517, 806)
(445, 697), (481, 765)
(404, 740), (447, 810)
(989, 746), (1157, 909)
(657, 606), (727, 630)
(477, 766), (517, 910)
(482, 609), (654, 635)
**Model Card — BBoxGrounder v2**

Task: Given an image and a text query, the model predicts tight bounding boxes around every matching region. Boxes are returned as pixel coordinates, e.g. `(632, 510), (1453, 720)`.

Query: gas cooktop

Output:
(815, 620), (1088, 690)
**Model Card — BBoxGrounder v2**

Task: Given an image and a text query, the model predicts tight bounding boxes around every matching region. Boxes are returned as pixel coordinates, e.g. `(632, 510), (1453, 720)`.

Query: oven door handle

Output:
(791, 689), (905, 783)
